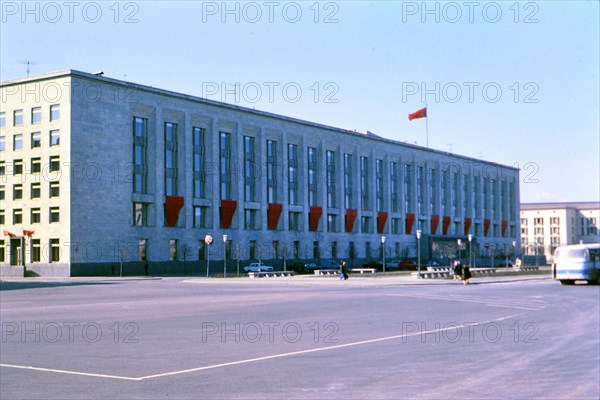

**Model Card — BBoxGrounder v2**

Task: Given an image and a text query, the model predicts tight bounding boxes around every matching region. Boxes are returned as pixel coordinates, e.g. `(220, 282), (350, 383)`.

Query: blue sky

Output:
(1, 0), (598, 203)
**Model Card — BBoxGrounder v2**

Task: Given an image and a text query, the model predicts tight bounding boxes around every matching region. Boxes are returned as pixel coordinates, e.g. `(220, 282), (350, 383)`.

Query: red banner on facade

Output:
(484, 219), (491, 237)
(442, 216), (451, 235)
(377, 211), (388, 233)
(345, 209), (357, 232)
(464, 218), (472, 236)
(309, 207), (322, 232)
(267, 203), (283, 230)
(430, 215), (439, 235)
(165, 196), (184, 227)
(501, 220), (508, 237)
(405, 213), (415, 234)
(220, 200), (237, 229)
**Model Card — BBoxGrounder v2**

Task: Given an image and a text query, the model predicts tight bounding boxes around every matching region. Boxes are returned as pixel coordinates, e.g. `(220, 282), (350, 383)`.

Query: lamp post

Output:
(381, 236), (386, 273)
(222, 234), (228, 277)
(416, 230), (422, 278)
(468, 234), (473, 268)
(204, 234), (213, 278)
(512, 240), (517, 267)
(457, 239), (462, 262)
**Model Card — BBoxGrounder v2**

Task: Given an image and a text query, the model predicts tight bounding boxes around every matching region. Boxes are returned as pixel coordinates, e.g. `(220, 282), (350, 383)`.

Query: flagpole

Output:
(425, 103), (429, 148)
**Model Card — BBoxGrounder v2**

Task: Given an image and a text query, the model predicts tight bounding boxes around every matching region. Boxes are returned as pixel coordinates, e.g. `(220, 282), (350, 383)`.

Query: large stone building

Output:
(1, 70), (520, 277)
(520, 202), (600, 262)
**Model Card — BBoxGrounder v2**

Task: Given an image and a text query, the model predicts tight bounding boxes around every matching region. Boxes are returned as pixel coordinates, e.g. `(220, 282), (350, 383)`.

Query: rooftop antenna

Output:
(447, 143), (454, 152)
(19, 60), (38, 77)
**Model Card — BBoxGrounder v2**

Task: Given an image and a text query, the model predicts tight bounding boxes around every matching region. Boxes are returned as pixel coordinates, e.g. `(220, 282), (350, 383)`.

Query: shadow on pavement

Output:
(0, 280), (121, 291)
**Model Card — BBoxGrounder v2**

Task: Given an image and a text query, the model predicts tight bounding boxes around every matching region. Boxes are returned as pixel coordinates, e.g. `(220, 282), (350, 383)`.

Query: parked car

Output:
(398, 260), (419, 270)
(243, 262), (274, 272)
(319, 259), (341, 269)
(387, 260), (402, 269)
(362, 260), (384, 270)
(425, 261), (440, 267)
(290, 262), (318, 274)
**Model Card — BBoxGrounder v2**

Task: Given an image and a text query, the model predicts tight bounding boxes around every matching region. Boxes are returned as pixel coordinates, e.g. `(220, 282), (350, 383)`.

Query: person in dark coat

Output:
(462, 264), (472, 284)
(452, 260), (463, 280)
(340, 260), (349, 280)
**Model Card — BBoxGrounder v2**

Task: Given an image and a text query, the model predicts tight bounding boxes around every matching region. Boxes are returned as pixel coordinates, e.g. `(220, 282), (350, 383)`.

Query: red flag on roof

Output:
(408, 107), (427, 121)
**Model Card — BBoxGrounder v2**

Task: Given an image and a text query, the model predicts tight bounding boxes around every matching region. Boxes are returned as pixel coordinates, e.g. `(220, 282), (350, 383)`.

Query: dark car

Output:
(398, 260), (419, 270)
(290, 262), (318, 274)
(362, 260), (384, 270)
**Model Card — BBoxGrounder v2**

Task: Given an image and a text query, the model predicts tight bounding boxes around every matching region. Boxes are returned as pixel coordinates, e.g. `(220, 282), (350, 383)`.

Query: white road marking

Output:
(0, 312), (524, 381)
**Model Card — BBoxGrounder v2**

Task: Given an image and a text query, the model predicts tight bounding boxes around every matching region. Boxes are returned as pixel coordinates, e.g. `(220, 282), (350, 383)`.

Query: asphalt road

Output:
(1, 276), (598, 399)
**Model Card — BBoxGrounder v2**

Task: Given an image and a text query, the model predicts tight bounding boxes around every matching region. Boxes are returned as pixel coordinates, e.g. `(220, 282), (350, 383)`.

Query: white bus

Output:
(552, 243), (600, 285)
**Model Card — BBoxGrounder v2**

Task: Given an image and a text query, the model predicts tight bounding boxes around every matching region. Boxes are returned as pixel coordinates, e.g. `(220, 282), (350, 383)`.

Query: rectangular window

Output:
(289, 211), (301, 231)
(13, 209), (23, 224)
(31, 132), (41, 148)
(0, 136), (4, 152)
(428, 168), (436, 215)
(344, 154), (353, 209)
(220, 132), (232, 199)
(404, 164), (413, 213)
(14, 160), (23, 175)
(0, 185), (4, 201)
(376, 159), (384, 211)
(138, 239), (147, 262)
(360, 156), (369, 210)
(244, 136), (256, 202)
(31, 157), (41, 173)
(31, 107), (41, 124)
(308, 147), (318, 206)
(132, 117), (148, 193)
(31, 239), (41, 262)
(390, 162), (399, 213)
(0, 210), (4, 225)
(193, 127), (206, 198)
(50, 239), (60, 262)
(391, 218), (401, 234)
(50, 130), (60, 147)
(13, 133), (23, 150)
(288, 144), (299, 205)
(14, 109), (23, 126)
(244, 209), (258, 230)
(0, 112), (5, 127)
(50, 104), (60, 121)
(0, 161), (4, 175)
(13, 184), (23, 200)
(193, 206), (208, 228)
(417, 165), (424, 215)
(133, 203), (148, 226)
(31, 182), (40, 198)
(326, 150), (336, 208)
(31, 208), (41, 224)
(164, 122), (178, 196)
(49, 155), (60, 172)
(50, 207), (60, 223)
(50, 181), (60, 198)
(313, 241), (320, 259)
(331, 241), (338, 259)
(327, 214), (338, 232)
(169, 239), (178, 261)
(267, 139), (277, 203)
(361, 216), (372, 233)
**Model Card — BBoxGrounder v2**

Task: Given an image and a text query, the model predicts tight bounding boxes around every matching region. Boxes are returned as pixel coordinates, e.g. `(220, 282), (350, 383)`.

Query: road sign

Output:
(204, 234), (213, 245)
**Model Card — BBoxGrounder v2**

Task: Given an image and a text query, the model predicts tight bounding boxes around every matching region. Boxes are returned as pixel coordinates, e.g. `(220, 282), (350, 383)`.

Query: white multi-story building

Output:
(520, 202), (600, 261)
(1, 70), (520, 277)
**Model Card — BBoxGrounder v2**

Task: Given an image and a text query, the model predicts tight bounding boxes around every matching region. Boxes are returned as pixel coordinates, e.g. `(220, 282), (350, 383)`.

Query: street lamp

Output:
(416, 230), (422, 278)
(381, 236), (386, 273)
(204, 234), (213, 278)
(222, 234), (228, 278)
(468, 234), (473, 268)
(457, 239), (462, 261)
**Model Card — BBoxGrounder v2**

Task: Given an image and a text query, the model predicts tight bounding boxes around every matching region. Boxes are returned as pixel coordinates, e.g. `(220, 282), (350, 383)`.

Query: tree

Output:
(233, 243), (244, 277)
(280, 243), (291, 271)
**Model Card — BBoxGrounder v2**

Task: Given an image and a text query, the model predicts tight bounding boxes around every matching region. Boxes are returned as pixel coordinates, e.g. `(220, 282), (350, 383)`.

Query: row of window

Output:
(132, 117), (517, 221)
(0, 207), (60, 225)
(0, 156), (61, 176)
(132, 201), (514, 237)
(0, 181), (60, 201)
(0, 129), (60, 151)
(0, 239), (60, 263)
(0, 105), (60, 128)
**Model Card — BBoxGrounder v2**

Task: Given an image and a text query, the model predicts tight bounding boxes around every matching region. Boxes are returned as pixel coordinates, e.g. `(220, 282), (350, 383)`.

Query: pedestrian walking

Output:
(462, 264), (472, 284)
(340, 260), (349, 280)
(452, 260), (462, 280)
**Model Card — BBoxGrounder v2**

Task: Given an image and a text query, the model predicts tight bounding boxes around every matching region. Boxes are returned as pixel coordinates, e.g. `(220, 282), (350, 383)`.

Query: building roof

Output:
(521, 202), (600, 211)
(1, 69), (519, 171)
